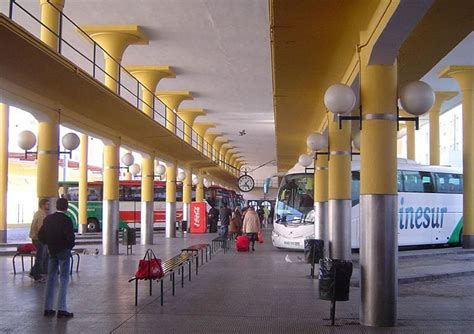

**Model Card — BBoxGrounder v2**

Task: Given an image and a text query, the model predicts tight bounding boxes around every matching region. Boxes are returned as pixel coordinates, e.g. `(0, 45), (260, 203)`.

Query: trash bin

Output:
(122, 228), (136, 255)
(122, 228), (136, 245)
(318, 258), (353, 301)
(304, 239), (324, 264)
(181, 220), (188, 232)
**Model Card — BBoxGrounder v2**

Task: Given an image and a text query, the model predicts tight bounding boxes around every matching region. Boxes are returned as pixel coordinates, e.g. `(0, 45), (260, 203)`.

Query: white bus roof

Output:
(285, 155), (462, 176)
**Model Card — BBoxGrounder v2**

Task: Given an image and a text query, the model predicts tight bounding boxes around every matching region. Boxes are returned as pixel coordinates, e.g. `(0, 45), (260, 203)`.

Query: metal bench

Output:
(211, 236), (229, 253)
(129, 251), (194, 306)
(13, 249), (80, 275)
(181, 243), (211, 275)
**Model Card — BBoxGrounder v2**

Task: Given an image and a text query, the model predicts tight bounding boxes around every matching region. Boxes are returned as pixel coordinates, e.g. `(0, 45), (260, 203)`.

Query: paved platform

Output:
(1, 229), (473, 333)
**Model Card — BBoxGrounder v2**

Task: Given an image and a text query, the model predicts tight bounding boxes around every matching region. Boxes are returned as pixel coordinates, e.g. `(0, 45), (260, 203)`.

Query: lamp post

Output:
(18, 131), (80, 159)
(306, 132), (329, 250)
(324, 79), (434, 327)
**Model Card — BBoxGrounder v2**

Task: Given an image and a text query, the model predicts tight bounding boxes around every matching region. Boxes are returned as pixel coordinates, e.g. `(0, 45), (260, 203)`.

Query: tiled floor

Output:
(1, 229), (474, 333)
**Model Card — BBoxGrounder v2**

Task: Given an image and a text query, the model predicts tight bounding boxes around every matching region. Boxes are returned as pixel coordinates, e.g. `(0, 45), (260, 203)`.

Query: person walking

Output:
(242, 206), (261, 252)
(228, 208), (242, 240)
(263, 206), (270, 228)
(219, 203), (232, 239)
(208, 206), (219, 233)
(38, 198), (75, 319)
(29, 199), (50, 282)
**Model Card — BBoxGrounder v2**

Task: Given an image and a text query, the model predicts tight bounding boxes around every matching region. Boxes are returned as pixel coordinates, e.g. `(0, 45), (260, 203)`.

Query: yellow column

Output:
(196, 174), (204, 202)
(165, 163), (177, 238)
(125, 66), (174, 245)
(204, 132), (223, 160)
(38, 0), (64, 214)
(182, 169), (192, 229)
(429, 91), (458, 165)
(37, 117), (59, 214)
(40, 0), (65, 51)
(213, 139), (228, 167)
(440, 66), (474, 248)
(126, 66), (175, 117)
(78, 133), (88, 234)
(80, 25), (148, 254)
(406, 119), (415, 160)
(140, 155), (154, 244)
(155, 91), (193, 134)
(0, 103), (9, 242)
(359, 47), (398, 327)
(103, 144), (119, 201)
(193, 122), (215, 154)
(220, 145), (231, 169)
(80, 25), (149, 92)
(177, 108), (206, 144)
(327, 116), (351, 260)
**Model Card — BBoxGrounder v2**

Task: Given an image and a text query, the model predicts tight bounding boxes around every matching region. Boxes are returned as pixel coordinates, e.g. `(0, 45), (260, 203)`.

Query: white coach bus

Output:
(271, 158), (464, 250)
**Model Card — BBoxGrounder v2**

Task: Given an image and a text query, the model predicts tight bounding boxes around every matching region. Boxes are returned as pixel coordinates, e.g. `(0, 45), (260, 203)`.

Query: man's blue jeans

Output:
(30, 240), (48, 280)
(44, 250), (71, 311)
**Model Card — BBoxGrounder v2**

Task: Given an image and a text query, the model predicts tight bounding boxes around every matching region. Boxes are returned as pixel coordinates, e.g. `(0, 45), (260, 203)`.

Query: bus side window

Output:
(351, 171), (360, 206)
(420, 172), (434, 193)
(435, 173), (462, 193)
(397, 171), (403, 192)
(402, 171), (424, 192)
(154, 187), (166, 201)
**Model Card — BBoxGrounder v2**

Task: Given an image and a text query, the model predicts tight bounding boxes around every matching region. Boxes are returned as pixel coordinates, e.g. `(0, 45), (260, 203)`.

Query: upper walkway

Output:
(1, 229), (473, 333)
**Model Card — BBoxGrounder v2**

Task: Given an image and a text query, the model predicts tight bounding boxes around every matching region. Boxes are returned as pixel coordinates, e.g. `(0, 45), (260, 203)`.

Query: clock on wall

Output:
(238, 174), (255, 192)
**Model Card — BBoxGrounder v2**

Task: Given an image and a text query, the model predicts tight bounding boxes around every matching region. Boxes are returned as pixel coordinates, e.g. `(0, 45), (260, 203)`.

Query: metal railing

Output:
(6, 0), (240, 173)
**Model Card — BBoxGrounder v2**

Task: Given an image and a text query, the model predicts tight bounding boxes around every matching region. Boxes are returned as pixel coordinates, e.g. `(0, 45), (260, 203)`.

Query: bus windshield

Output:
(275, 173), (314, 226)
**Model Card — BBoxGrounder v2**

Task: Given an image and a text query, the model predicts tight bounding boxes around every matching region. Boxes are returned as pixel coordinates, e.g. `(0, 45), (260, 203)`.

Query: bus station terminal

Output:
(0, 0), (473, 332)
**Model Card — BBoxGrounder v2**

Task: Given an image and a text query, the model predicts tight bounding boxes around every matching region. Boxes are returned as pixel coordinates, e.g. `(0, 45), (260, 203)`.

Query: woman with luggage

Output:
(229, 209), (242, 241)
(242, 207), (261, 251)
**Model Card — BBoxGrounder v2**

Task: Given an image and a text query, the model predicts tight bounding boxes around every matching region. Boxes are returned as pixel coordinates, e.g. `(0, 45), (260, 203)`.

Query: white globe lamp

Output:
(324, 83), (356, 115)
(177, 171), (186, 182)
(155, 164), (166, 176)
(121, 153), (134, 167)
(192, 176), (198, 186)
(204, 179), (212, 187)
(129, 163), (141, 176)
(62, 133), (80, 151)
(18, 130), (37, 151)
(298, 154), (313, 168)
(306, 132), (327, 152)
(399, 81), (435, 116)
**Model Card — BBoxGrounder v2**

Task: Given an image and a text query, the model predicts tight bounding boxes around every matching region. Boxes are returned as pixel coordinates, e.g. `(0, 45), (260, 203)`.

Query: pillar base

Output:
(102, 200), (119, 255)
(0, 230), (6, 243)
(463, 235), (474, 249)
(314, 201), (328, 255)
(360, 194), (398, 327)
(78, 224), (87, 234)
(182, 202), (190, 231)
(328, 199), (351, 260)
(165, 202), (176, 238)
(141, 201), (154, 245)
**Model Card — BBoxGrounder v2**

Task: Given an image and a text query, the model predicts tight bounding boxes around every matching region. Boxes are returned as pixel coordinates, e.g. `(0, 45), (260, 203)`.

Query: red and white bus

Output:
(59, 180), (241, 232)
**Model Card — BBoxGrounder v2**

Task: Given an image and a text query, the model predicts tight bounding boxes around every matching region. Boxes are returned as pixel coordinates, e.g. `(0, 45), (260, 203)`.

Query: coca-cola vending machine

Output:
(190, 202), (207, 233)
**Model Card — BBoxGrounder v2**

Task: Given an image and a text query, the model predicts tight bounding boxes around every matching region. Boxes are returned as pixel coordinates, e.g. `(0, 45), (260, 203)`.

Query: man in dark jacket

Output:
(38, 198), (75, 319)
(219, 203), (232, 238)
(208, 206), (219, 233)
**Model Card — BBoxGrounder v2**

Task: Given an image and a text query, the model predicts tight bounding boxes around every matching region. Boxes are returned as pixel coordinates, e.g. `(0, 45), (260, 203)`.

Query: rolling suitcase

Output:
(236, 235), (250, 252)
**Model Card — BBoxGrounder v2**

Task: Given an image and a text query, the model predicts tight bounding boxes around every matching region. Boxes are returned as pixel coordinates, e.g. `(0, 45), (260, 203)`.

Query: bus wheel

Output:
(87, 218), (100, 233)
(459, 228), (463, 246)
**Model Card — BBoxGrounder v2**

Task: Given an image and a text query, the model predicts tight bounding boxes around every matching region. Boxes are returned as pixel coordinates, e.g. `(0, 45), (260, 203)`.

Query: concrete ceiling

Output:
(271, 0), (473, 172)
(1, 0), (275, 172)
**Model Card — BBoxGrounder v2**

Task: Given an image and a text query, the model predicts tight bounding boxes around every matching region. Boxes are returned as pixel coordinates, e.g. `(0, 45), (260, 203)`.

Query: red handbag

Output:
(258, 231), (264, 244)
(17, 243), (36, 254)
(135, 249), (163, 279)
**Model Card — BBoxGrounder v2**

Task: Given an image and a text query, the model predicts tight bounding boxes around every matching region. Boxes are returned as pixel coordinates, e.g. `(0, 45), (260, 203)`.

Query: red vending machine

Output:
(190, 202), (207, 233)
